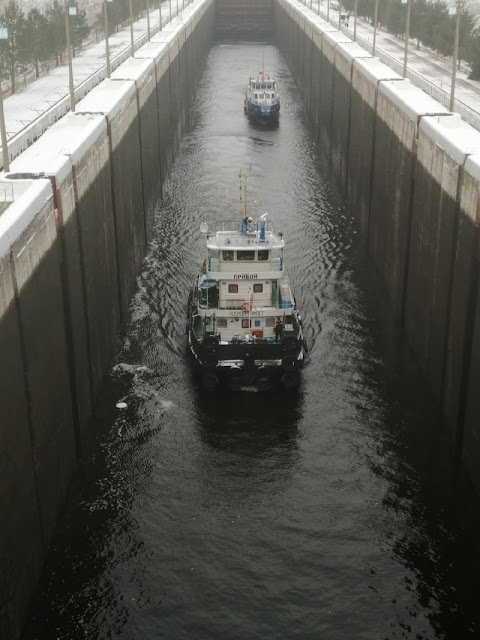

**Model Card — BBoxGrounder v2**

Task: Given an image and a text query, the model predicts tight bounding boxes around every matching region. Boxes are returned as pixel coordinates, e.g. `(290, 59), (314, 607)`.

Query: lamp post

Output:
(354, 0), (357, 40)
(373, 0), (379, 56)
(450, 0), (461, 111)
(169, 0), (172, 22)
(327, 0), (330, 21)
(146, 0), (151, 40)
(63, 0), (75, 112)
(129, 0), (134, 57)
(338, 3), (341, 29)
(0, 26), (9, 171)
(159, 0), (162, 31)
(104, 0), (111, 78)
(402, 0), (411, 79)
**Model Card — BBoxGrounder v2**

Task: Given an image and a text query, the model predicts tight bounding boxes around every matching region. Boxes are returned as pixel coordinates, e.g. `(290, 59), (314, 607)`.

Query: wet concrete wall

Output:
(112, 58), (160, 245)
(0, 0), (214, 635)
(0, 180), (76, 639)
(275, 0), (480, 494)
(76, 80), (145, 322)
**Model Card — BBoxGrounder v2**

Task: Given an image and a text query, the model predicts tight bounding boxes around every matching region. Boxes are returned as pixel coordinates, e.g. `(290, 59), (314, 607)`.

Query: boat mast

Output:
(243, 168), (248, 218)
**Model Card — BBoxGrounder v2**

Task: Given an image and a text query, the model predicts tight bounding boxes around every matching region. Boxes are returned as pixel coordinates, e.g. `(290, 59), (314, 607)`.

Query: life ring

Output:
(241, 301), (252, 313)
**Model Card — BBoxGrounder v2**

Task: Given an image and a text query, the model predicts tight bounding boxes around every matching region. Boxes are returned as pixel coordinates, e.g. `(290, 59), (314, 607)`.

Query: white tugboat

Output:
(244, 70), (280, 121)
(187, 170), (306, 392)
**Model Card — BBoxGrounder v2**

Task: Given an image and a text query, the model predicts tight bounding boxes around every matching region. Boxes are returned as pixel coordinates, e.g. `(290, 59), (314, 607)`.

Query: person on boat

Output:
(274, 318), (284, 342)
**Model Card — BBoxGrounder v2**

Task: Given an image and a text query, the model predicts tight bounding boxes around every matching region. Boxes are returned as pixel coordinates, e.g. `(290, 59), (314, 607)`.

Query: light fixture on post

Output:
(63, 0), (76, 112)
(450, 0), (461, 111)
(0, 25), (9, 171)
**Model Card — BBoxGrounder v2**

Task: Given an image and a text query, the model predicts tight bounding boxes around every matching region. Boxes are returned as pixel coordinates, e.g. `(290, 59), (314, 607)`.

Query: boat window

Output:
(222, 250), (234, 261)
(228, 284), (238, 293)
(237, 250), (255, 261)
(267, 83), (272, 89)
(259, 93), (265, 99)
(242, 319), (250, 329)
(266, 317), (275, 327)
(261, 83), (266, 89)
(265, 93), (270, 99)
(271, 93), (275, 100)
(253, 283), (263, 293)
(258, 250), (269, 261)
(254, 93), (258, 100)
(217, 318), (227, 328)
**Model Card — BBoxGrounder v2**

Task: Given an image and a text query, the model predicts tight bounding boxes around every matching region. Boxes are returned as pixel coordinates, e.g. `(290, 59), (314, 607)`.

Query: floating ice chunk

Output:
(116, 402), (127, 409)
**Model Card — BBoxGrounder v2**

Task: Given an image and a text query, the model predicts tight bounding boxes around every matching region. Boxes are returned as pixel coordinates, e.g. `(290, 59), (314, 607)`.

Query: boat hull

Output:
(244, 98), (280, 121)
(187, 308), (305, 392)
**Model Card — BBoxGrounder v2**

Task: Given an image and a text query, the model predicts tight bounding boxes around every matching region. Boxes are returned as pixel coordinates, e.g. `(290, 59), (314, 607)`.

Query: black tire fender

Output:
(282, 355), (298, 372)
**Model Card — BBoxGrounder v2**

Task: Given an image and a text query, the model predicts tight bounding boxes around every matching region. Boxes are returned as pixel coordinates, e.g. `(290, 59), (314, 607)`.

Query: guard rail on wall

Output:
(319, 9), (480, 132)
(0, 5), (183, 170)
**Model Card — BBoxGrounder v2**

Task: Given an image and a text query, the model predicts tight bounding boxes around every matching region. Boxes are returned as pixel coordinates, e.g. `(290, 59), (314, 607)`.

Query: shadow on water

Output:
(194, 386), (303, 458)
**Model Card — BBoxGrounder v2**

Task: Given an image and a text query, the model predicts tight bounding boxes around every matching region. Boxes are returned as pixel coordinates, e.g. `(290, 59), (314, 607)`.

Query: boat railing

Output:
(204, 219), (275, 235)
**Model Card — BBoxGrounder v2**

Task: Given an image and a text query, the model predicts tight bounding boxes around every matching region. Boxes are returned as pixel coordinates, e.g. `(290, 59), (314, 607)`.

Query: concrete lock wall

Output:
(0, 0), (214, 635)
(275, 0), (480, 494)
(0, 179), (76, 640)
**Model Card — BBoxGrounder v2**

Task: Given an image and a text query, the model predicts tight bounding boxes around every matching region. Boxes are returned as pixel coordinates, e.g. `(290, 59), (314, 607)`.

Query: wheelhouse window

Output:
(253, 283), (263, 293)
(242, 319), (250, 329)
(237, 250), (255, 261)
(228, 284), (238, 293)
(217, 318), (227, 328)
(258, 250), (269, 261)
(222, 250), (233, 261)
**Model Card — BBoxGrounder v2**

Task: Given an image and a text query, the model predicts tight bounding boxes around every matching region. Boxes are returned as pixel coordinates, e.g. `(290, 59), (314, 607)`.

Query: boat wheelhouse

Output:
(244, 71), (280, 121)
(187, 172), (305, 392)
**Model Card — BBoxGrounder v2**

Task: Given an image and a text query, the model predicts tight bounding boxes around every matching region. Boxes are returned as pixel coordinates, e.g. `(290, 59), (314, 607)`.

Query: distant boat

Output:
(186, 169), (306, 392)
(244, 70), (280, 121)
